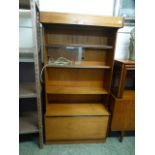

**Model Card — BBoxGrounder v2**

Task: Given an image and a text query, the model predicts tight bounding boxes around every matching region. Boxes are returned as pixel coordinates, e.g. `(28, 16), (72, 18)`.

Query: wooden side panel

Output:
(45, 116), (109, 141)
(110, 93), (135, 131)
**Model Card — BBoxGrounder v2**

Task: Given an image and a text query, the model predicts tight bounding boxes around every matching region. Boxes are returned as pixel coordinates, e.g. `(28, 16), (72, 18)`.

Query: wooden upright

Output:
(40, 12), (124, 144)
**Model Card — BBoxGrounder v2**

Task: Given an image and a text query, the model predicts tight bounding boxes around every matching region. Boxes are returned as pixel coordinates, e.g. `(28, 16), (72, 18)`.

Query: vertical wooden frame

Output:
(30, 0), (43, 148)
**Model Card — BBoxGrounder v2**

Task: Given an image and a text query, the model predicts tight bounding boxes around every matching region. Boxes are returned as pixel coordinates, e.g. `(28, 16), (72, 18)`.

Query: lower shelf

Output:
(19, 112), (39, 135)
(46, 103), (110, 116)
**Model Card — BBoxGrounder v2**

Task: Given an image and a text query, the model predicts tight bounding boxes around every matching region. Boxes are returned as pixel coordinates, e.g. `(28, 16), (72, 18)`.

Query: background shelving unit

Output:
(109, 59), (135, 142)
(19, 0), (43, 148)
(40, 12), (124, 144)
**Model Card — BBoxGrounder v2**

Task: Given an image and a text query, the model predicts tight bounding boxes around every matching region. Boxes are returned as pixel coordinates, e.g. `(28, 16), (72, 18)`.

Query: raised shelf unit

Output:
(40, 12), (124, 143)
(19, 0), (43, 148)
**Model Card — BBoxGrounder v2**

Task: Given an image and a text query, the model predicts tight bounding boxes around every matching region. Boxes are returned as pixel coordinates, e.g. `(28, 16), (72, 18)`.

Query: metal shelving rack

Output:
(19, 0), (43, 148)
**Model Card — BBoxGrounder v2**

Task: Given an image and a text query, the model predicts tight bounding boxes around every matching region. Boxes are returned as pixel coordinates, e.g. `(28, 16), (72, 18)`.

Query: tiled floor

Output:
(19, 137), (135, 155)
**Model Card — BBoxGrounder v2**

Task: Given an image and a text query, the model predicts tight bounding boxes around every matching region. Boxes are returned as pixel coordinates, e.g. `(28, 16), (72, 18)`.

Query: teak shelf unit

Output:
(109, 60), (135, 142)
(19, 0), (43, 148)
(40, 12), (124, 143)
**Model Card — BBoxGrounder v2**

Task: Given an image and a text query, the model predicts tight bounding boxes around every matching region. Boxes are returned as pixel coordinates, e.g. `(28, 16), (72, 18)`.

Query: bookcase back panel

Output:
(46, 68), (106, 87)
(45, 24), (113, 33)
(45, 25), (116, 46)
(47, 94), (106, 103)
(47, 33), (108, 46)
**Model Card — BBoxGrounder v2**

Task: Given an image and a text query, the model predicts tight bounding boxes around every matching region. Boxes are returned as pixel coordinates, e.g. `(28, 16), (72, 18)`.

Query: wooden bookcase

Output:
(109, 60), (135, 142)
(19, 0), (43, 148)
(40, 12), (124, 143)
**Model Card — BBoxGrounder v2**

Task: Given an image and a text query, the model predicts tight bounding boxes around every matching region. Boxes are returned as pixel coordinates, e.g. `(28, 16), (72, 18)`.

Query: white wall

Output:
(19, 10), (33, 48)
(19, 0), (115, 48)
(115, 26), (134, 60)
(39, 0), (114, 16)
(19, 0), (133, 60)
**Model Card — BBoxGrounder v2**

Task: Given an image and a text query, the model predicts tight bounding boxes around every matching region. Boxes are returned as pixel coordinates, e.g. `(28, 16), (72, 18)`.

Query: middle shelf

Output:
(45, 67), (111, 94)
(46, 85), (108, 94)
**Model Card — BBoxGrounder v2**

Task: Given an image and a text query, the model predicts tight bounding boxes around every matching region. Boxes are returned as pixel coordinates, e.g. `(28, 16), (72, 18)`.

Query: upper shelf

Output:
(47, 43), (113, 50)
(40, 12), (124, 28)
(19, 83), (36, 98)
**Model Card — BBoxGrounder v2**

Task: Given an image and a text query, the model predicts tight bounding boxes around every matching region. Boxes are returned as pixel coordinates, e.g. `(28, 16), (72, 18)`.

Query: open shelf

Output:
(46, 85), (108, 94)
(46, 103), (110, 116)
(19, 112), (39, 134)
(47, 44), (113, 50)
(19, 83), (36, 98)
